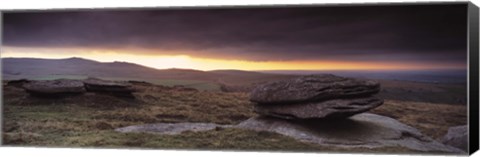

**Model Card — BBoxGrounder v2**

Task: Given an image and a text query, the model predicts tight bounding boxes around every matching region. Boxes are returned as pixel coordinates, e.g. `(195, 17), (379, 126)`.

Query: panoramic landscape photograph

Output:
(1, 3), (470, 155)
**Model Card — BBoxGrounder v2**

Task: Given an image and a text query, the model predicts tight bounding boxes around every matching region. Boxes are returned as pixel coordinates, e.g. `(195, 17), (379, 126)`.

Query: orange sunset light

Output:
(1, 47), (462, 71)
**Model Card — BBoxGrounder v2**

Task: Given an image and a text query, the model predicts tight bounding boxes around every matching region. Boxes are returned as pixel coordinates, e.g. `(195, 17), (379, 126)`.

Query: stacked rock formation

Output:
(21, 78), (136, 98)
(83, 78), (135, 98)
(23, 79), (86, 97)
(114, 74), (465, 153)
(250, 74), (383, 119)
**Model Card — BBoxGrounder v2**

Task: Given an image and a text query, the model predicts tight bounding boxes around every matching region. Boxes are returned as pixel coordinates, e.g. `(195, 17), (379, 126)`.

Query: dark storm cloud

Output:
(2, 4), (468, 63)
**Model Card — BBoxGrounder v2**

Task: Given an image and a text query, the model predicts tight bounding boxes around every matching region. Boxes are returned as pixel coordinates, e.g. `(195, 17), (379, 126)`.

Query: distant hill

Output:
(1, 57), (222, 81)
(1, 57), (296, 83)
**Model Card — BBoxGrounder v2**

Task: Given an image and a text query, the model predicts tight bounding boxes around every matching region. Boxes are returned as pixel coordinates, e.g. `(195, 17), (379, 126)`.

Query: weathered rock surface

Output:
(441, 125), (468, 152)
(114, 113), (464, 153)
(115, 123), (223, 135)
(250, 74), (380, 104)
(83, 78), (135, 98)
(172, 85), (199, 92)
(235, 113), (464, 153)
(254, 97), (383, 119)
(84, 78), (134, 92)
(6, 79), (30, 88)
(22, 79), (86, 97)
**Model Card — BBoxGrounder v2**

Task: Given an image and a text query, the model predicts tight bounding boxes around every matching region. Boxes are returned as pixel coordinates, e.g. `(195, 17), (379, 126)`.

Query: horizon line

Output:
(1, 56), (467, 72)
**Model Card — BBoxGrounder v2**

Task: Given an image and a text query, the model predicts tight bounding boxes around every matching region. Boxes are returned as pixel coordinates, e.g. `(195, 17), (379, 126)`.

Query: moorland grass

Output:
(1, 83), (466, 154)
(371, 100), (467, 140)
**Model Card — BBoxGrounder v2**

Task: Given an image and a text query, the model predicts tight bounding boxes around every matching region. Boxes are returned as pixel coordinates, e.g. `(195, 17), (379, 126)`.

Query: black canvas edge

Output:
(0, 1), (471, 13)
(468, 1), (480, 155)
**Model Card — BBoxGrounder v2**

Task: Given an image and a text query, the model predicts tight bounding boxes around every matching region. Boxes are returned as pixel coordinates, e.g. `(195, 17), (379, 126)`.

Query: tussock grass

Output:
(2, 82), (466, 154)
(2, 83), (255, 146)
(371, 100), (467, 140)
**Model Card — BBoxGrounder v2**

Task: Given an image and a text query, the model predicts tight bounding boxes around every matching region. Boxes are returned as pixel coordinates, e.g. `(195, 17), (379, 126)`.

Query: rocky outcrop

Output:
(114, 113), (463, 153)
(19, 78), (136, 98)
(172, 85), (199, 92)
(254, 97), (383, 119)
(83, 78), (135, 98)
(251, 75), (383, 119)
(235, 113), (463, 153)
(22, 79), (86, 97)
(441, 125), (468, 152)
(113, 74), (464, 154)
(6, 79), (30, 88)
(250, 74), (380, 104)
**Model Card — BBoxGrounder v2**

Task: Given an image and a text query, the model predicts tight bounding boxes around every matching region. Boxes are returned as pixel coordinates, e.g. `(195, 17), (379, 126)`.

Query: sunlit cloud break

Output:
(2, 46), (466, 71)
(2, 4), (468, 71)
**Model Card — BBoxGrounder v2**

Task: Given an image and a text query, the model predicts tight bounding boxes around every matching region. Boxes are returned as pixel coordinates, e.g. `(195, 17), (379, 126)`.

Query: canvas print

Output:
(1, 3), (471, 155)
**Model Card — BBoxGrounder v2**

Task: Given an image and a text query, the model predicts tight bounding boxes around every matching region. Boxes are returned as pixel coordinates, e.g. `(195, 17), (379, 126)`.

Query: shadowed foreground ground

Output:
(1, 81), (466, 154)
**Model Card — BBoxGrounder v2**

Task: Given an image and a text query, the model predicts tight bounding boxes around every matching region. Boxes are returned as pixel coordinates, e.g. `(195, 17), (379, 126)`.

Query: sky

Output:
(1, 3), (468, 71)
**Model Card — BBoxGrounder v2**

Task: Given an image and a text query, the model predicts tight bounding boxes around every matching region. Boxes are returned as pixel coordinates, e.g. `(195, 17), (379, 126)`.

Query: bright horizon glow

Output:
(1, 47), (466, 71)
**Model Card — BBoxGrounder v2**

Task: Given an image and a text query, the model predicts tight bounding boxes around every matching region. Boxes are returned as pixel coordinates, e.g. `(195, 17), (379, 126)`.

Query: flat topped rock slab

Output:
(84, 78), (131, 87)
(6, 79), (30, 88)
(250, 74), (380, 104)
(235, 113), (464, 153)
(254, 97), (383, 119)
(115, 123), (223, 135)
(22, 79), (86, 96)
(83, 78), (134, 93)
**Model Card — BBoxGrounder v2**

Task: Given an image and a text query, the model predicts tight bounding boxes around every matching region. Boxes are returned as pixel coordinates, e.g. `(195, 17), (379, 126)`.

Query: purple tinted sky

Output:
(2, 3), (468, 66)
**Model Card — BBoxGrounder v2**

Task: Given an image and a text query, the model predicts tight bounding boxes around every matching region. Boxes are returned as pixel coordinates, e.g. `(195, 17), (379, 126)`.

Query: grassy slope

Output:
(371, 100), (467, 140)
(376, 80), (467, 105)
(2, 82), (466, 154)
